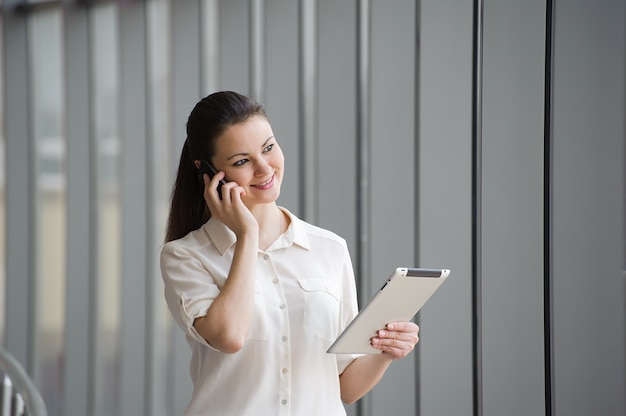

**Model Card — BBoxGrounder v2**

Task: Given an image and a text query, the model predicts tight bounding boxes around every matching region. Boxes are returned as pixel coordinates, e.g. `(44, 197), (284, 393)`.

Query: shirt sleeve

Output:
(160, 240), (221, 348)
(335, 244), (364, 374)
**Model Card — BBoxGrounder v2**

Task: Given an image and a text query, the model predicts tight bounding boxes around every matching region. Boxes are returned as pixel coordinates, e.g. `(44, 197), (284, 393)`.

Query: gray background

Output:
(1, 0), (624, 415)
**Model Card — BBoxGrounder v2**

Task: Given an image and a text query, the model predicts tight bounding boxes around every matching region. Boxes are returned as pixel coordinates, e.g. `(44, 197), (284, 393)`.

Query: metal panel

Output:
(368, 1), (418, 415)
(200, 0), (219, 95)
(418, 1), (474, 415)
(264, 0), (299, 216)
(481, 1), (547, 415)
(297, 0), (317, 222)
(118, 3), (148, 415)
(62, 3), (92, 415)
(316, 0), (358, 267)
(317, 0), (358, 413)
(146, 2), (174, 416)
(551, 0), (626, 414)
(28, 9), (65, 415)
(218, 0), (249, 93)
(2, 0), (35, 370)
(169, 1), (202, 414)
(249, 0), (264, 102)
(90, 4), (122, 415)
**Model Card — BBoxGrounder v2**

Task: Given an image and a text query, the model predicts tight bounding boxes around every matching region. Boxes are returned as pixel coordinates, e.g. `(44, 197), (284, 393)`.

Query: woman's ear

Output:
(193, 160), (201, 169)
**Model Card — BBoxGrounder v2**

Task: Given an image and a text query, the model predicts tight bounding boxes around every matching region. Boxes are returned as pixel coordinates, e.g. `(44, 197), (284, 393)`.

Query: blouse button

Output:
(273, 278), (279, 284)
(282, 336), (288, 342)
(279, 304), (286, 310)
(281, 400), (288, 405)
(263, 254), (269, 260)
(281, 368), (288, 374)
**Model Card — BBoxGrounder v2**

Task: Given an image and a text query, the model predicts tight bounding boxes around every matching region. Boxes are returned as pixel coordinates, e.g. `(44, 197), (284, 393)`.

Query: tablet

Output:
(327, 267), (450, 354)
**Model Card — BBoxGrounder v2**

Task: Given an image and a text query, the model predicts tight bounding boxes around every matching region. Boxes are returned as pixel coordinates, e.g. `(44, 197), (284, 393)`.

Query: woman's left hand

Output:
(370, 322), (419, 360)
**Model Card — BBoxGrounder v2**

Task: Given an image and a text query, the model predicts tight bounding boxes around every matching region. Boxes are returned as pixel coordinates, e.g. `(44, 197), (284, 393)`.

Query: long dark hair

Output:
(164, 91), (266, 242)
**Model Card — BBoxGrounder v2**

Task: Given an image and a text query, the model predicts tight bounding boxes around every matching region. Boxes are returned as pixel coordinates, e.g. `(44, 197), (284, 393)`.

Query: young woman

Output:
(160, 91), (419, 415)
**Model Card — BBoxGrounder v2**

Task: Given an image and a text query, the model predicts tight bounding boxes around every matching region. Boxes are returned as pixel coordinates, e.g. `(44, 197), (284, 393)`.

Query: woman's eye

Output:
(233, 159), (248, 167)
(263, 144), (274, 153)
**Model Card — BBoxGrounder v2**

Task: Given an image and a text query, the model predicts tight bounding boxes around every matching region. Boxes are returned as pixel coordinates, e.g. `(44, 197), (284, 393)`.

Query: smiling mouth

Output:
(252, 174), (275, 189)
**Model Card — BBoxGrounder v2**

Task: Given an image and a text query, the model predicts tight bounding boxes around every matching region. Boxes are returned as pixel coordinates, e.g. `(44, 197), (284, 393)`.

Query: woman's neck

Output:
(251, 203), (285, 250)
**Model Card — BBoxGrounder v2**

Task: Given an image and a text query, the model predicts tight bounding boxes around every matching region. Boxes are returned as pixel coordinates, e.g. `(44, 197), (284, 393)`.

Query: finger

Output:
(210, 173), (231, 203)
(370, 338), (415, 359)
(376, 331), (419, 352)
(381, 345), (412, 359)
(378, 328), (418, 342)
(374, 336), (417, 349)
(386, 321), (419, 333)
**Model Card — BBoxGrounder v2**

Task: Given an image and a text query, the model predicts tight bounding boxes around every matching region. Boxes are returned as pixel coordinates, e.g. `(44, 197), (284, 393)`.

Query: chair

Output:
(0, 349), (47, 416)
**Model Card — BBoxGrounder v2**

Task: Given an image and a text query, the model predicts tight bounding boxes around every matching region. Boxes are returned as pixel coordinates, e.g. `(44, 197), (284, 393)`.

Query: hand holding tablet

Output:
(328, 267), (450, 354)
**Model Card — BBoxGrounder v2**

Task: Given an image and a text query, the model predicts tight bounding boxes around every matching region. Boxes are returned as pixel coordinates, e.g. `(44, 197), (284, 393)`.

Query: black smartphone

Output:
(198, 159), (226, 199)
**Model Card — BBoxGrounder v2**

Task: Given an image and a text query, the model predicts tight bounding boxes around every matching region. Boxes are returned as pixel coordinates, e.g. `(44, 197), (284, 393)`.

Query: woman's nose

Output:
(254, 159), (272, 176)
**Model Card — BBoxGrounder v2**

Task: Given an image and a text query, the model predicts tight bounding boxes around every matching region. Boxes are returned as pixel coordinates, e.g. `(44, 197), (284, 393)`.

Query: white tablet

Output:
(327, 267), (450, 354)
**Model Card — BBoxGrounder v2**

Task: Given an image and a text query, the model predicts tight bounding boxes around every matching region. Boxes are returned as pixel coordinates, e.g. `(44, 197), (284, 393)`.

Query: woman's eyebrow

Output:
(226, 136), (275, 160)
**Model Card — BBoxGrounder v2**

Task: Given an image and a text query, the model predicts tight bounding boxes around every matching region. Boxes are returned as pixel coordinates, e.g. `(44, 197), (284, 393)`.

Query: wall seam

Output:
(543, 1), (555, 415)
(471, 0), (484, 415)
(356, 0), (371, 415)
(298, 0), (318, 223)
(414, 0), (422, 414)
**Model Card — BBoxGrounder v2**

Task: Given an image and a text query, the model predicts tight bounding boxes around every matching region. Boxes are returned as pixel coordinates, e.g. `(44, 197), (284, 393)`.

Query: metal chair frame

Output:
(0, 350), (47, 416)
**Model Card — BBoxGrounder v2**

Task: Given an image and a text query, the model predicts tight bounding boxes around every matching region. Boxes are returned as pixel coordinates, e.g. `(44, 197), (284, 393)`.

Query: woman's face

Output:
(211, 115), (285, 208)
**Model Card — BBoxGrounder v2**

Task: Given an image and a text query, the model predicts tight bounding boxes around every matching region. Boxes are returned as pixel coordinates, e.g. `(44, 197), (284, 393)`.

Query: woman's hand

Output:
(340, 321), (420, 403)
(370, 321), (420, 359)
(202, 171), (258, 237)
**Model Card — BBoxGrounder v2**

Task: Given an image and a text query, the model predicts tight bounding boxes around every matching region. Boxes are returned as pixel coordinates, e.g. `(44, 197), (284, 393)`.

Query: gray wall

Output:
(1, 1), (624, 416)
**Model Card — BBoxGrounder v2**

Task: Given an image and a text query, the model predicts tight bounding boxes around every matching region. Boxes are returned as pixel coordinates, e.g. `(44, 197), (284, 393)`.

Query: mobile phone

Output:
(197, 159), (226, 199)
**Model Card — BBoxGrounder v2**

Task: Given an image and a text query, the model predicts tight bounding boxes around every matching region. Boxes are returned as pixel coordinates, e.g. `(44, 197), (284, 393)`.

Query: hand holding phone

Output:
(197, 160), (258, 237)
(197, 159), (226, 200)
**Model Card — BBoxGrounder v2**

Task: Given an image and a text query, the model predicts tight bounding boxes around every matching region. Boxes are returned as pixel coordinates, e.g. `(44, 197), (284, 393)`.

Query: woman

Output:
(160, 91), (419, 415)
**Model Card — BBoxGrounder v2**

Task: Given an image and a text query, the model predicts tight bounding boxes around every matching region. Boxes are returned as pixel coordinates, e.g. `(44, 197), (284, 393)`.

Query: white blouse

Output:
(160, 208), (362, 416)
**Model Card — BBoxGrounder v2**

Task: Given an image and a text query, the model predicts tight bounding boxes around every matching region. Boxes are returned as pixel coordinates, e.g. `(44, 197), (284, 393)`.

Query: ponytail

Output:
(164, 141), (210, 242)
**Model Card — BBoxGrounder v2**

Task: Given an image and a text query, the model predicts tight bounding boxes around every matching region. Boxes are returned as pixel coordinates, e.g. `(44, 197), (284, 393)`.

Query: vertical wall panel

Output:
(147, 2), (174, 415)
(551, 1), (626, 415)
(62, 3), (92, 415)
(249, 0), (264, 101)
(264, 0), (299, 216)
(29, 10), (66, 415)
(91, 4), (122, 415)
(118, 3), (148, 415)
(297, 0), (317, 221)
(368, 1), (417, 415)
(170, 1), (203, 414)
(218, 0), (250, 93)
(2, 0), (34, 371)
(317, 0), (358, 265)
(480, 1), (547, 415)
(200, 0), (219, 95)
(317, 1), (358, 413)
(418, 1), (474, 415)
(169, 2), (201, 414)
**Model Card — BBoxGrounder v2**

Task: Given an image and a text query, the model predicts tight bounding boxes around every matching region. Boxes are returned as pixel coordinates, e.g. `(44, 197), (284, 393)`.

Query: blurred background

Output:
(0, 0), (624, 415)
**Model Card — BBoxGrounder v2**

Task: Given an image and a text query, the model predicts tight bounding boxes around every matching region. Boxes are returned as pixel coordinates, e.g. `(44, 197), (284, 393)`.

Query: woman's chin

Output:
(244, 188), (281, 206)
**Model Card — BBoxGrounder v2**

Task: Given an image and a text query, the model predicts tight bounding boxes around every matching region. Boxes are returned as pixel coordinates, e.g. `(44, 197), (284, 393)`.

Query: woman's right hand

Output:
(195, 170), (259, 353)
(202, 171), (258, 238)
